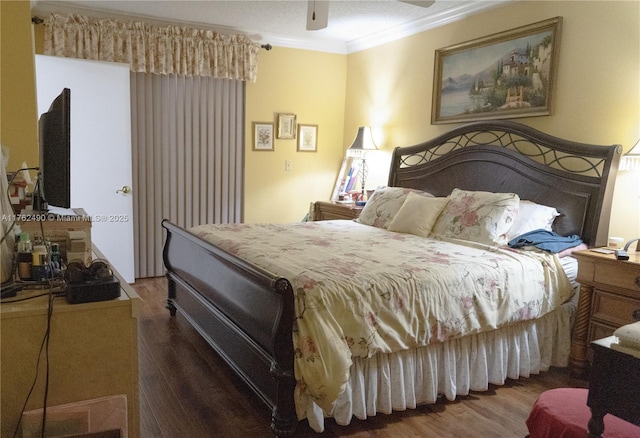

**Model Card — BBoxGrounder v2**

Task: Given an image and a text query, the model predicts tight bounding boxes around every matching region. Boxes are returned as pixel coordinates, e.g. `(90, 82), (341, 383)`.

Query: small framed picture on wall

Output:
(277, 113), (297, 139)
(253, 122), (274, 151)
(297, 124), (318, 152)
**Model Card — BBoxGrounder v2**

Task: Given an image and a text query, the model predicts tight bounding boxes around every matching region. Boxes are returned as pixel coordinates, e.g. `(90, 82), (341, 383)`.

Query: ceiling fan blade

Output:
(398, 0), (435, 7)
(307, 0), (329, 31)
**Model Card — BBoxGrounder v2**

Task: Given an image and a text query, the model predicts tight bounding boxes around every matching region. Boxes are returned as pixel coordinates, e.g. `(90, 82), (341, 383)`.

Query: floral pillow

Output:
(357, 186), (434, 229)
(387, 193), (449, 237)
(506, 200), (560, 241)
(431, 188), (520, 246)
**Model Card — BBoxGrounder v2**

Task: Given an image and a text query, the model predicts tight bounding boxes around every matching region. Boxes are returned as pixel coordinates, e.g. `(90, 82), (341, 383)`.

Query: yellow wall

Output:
(244, 47), (347, 223)
(0, 0), (39, 172)
(28, 18), (347, 224)
(10, 0), (640, 241)
(345, 0), (640, 242)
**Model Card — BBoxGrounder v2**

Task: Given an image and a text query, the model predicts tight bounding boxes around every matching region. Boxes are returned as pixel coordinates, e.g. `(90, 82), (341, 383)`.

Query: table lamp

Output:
(619, 139), (640, 171)
(346, 127), (377, 199)
(620, 138), (640, 252)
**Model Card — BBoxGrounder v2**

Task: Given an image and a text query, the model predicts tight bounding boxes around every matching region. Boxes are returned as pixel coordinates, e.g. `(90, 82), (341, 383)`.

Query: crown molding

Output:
(31, 1), (510, 56)
(345, 1), (510, 54)
(245, 1), (510, 54)
(252, 33), (349, 54)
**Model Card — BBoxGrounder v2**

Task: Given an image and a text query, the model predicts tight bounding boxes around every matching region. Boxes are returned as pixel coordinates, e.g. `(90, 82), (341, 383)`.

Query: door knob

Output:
(116, 185), (132, 194)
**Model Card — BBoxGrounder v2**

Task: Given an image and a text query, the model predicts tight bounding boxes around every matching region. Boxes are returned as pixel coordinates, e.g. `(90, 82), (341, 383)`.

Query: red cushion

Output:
(527, 388), (640, 438)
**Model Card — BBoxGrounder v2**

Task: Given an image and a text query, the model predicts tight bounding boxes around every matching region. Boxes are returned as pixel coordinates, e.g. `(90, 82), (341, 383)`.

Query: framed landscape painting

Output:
(432, 17), (562, 124)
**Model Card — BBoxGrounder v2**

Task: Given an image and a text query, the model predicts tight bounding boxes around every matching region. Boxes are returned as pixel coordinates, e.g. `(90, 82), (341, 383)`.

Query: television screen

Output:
(38, 88), (71, 209)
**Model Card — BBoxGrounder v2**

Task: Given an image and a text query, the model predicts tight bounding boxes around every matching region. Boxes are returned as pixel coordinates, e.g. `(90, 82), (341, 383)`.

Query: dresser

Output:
(569, 249), (640, 377)
(312, 201), (363, 221)
(0, 246), (141, 438)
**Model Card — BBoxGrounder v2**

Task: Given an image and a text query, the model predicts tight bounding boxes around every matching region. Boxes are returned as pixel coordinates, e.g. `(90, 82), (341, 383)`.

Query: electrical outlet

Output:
(285, 160), (293, 171)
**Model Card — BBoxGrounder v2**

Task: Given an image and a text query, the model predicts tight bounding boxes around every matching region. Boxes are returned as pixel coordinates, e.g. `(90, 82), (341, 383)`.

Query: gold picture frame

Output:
(253, 122), (274, 151)
(297, 124), (318, 152)
(432, 17), (562, 124)
(277, 113), (297, 139)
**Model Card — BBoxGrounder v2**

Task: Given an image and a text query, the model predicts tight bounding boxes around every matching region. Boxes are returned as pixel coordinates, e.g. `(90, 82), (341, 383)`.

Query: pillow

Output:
(357, 186), (434, 229)
(506, 200), (560, 241)
(387, 193), (449, 237)
(431, 188), (520, 246)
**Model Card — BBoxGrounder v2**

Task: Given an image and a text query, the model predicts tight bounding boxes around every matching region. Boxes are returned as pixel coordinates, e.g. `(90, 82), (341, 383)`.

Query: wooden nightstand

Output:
(569, 249), (640, 377)
(312, 201), (363, 221)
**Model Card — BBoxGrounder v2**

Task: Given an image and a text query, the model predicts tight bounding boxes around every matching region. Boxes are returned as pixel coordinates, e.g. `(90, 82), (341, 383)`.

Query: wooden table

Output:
(570, 249), (640, 377)
(587, 336), (640, 437)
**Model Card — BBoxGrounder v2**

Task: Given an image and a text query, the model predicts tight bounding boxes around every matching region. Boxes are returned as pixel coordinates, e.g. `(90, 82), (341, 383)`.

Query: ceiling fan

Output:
(306, 0), (435, 31)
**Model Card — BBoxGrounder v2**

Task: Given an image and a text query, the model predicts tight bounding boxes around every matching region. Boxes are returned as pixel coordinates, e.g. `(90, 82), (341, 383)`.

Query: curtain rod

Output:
(31, 15), (272, 50)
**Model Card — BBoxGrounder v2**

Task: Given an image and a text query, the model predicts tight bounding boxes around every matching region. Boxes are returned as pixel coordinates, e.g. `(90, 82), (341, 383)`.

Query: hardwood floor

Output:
(133, 277), (588, 437)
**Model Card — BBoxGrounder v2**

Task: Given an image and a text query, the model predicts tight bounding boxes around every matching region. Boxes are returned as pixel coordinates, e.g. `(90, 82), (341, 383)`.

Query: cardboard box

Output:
(21, 394), (127, 438)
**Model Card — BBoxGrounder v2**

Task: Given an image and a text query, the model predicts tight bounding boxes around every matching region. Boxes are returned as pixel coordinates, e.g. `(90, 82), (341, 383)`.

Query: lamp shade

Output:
(620, 140), (640, 171)
(346, 127), (377, 158)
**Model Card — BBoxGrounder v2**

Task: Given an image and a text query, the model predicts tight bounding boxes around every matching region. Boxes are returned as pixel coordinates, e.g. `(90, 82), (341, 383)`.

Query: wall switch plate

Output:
(285, 160), (293, 171)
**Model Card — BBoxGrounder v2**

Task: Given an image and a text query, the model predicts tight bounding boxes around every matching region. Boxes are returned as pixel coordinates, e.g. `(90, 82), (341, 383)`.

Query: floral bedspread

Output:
(190, 220), (574, 413)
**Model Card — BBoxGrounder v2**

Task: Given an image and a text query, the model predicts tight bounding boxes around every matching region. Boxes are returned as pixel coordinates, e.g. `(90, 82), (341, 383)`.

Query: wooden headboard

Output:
(388, 121), (621, 247)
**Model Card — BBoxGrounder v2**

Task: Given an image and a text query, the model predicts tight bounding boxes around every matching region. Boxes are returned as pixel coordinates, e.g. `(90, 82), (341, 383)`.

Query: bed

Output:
(161, 120), (620, 436)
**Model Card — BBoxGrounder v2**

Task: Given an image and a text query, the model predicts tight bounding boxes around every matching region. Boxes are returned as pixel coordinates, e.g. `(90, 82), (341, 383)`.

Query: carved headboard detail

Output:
(389, 121), (621, 247)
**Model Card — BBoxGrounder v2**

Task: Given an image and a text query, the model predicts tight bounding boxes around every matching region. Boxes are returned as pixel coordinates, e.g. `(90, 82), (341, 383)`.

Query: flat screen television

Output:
(37, 88), (71, 210)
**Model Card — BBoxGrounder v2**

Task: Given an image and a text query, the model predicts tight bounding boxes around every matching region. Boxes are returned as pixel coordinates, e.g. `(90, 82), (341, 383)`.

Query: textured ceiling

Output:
(32, 0), (508, 53)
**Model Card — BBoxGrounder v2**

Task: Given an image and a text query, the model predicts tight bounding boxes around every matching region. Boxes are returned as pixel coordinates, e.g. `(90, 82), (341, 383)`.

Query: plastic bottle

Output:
(17, 233), (33, 281)
(50, 243), (62, 277)
(32, 244), (49, 281)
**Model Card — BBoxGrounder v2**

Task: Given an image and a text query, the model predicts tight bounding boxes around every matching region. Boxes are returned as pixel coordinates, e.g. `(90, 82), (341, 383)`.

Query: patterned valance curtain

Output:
(43, 13), (262, 82)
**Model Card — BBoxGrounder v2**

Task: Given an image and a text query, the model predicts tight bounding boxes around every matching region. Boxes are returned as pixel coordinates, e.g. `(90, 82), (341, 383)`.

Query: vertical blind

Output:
(130, 72), (244, 278)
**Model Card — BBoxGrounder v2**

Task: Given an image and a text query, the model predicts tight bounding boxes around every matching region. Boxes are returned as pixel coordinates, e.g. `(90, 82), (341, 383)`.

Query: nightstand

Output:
(312, 201), (363, 221)
(569, 249), (640, 377)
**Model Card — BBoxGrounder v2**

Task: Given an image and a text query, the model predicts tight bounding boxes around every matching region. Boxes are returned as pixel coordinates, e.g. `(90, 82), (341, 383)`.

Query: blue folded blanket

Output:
(508, 229), (583, 253)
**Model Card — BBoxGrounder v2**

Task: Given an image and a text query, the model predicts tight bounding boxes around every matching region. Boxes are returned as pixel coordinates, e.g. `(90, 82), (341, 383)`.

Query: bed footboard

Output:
(161, 220), (297, 436)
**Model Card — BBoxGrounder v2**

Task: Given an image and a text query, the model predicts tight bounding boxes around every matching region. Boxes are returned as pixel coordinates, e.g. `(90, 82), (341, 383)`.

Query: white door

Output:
(35, 55), (135, 283)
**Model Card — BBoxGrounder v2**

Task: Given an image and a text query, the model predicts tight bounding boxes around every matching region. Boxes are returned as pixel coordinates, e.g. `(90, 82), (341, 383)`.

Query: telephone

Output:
(614, 238), (640, 260)
(624, 238), (640, 251)
(612, 321), (640, 358)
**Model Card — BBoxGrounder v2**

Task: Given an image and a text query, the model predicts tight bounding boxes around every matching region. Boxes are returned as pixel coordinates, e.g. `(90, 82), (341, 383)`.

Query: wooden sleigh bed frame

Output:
(162, 120), (621, 436)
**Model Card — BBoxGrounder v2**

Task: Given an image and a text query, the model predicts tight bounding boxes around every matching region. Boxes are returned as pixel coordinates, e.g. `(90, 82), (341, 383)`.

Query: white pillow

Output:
(431, 188), (519, 246)
(387, 193), (449, 237)
(357, 186), (434, 229)
(506, 200), (560, 241)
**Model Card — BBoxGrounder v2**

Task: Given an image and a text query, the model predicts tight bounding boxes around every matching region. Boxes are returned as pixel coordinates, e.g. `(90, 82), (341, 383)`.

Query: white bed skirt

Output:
(301, 299), (576, 432)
